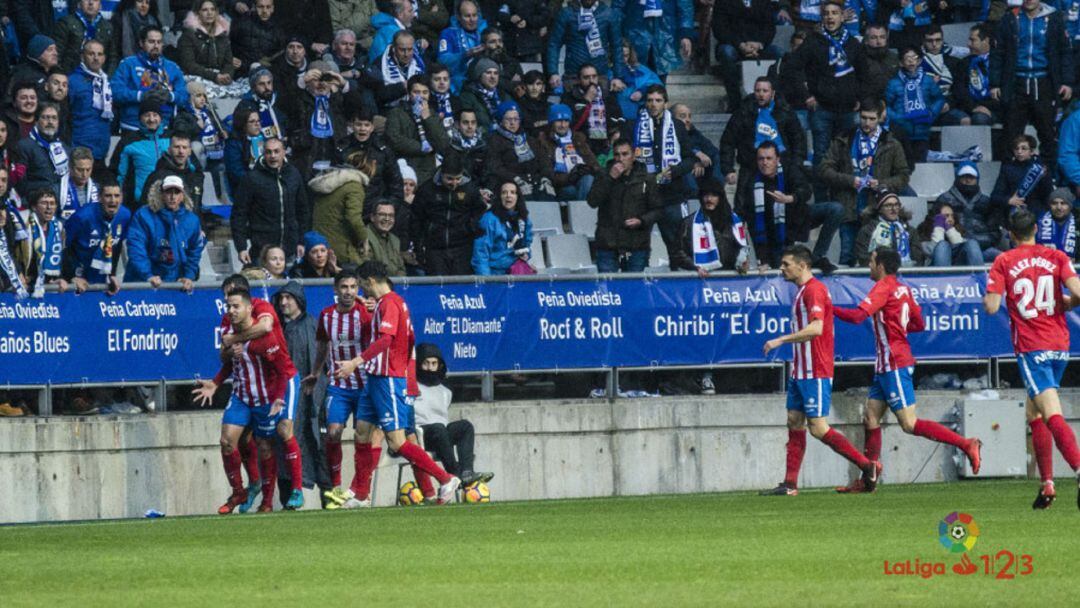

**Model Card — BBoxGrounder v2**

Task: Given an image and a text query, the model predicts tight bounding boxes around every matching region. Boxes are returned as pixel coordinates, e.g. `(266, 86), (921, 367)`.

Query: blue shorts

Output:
(221, 374), (300, 438)
(868, 367), (917, 412)
(786, 378), (832, 418)
(1017, 351), (1069, 399)
(357, 376), (410, 432)
(325, 386), (363, 427)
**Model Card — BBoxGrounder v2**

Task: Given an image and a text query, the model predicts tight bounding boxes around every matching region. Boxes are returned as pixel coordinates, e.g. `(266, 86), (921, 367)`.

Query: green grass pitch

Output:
(3, 479), (1078, 607)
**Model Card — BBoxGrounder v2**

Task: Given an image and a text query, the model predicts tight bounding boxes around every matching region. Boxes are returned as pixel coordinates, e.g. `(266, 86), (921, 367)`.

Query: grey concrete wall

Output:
(2, 389), (1077, 524)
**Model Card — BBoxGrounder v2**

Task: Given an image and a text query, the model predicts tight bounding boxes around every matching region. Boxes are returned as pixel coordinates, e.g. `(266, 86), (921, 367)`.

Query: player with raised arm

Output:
(193, 289), (305, 513)
(984, 210), (1080, 510)
(333, 261), (462, 505)
(760, 245), (881, 496)
(834, 247), (983, 493)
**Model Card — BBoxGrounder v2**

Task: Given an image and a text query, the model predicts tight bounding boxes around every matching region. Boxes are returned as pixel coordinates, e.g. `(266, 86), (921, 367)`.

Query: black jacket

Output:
(719, 95), (805, 174)
(951, 54), (1001, 115)
(12, 0), (57, 49)
(782, 28), (864, 113)
(991, 6), (1074, 103)
(484, 129), (552, 191)
(340, 134), (404, 214)
(410, 171), (486, 253)
(734, 163), (813, 265)
(15, 134), (69, 198)
(711, 0), (777, 48)
(561, 85), (624, 155)
(284, 88), (348, 153)
(232, 157), (309, 257)
(859, 47), (899, 102)
(141, 153), (206, 211)
(620, 112), (696, 206)
(670, 201), (743, 271)
(230, 12), (285, 69)
(587, 161), (664, 251)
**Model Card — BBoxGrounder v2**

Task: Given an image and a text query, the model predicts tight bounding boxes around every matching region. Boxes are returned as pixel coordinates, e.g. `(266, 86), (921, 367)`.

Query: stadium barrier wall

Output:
(2, 390), (1077, 524)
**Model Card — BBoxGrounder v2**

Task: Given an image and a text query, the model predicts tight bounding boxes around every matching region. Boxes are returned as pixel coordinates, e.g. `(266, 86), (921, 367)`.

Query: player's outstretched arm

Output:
(192, 380), (219, 407)
(763, 319), (823, 355)
(834, 307), (869, 324)
(1064, 276), (1080, 310)
(983, 293), (1002, 315)
(222, 314), (273, 347)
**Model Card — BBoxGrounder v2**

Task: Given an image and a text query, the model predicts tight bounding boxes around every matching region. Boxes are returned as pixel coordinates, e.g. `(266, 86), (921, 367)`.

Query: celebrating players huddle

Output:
(194, 262), (461, 514)
(762, 210), (1080, 510)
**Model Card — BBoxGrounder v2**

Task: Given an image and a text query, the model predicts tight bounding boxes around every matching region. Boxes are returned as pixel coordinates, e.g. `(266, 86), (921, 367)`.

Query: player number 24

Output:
(1013, 276), (1056, 320)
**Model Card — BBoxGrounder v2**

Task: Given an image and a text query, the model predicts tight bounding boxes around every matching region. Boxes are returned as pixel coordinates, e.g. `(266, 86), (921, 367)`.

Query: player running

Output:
(303, 270), (378, 509)
(332, 261), (462, 505)
(760, 245), (881, 496)
(984, 211), (1080, 510)
(834, 247), (982, 493)
(193, 289), (306, 513)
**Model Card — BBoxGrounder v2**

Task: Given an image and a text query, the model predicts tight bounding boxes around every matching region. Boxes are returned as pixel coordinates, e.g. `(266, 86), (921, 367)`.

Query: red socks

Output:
(259, 453), (277, 508)
(413, 466), (435, 498)
(240, 436), (260, 485)
(913, 419), (968, 449)
(397, 441), (453, 485)
(222, 448), (244, 492)
(784, 429), (806, 487)
(1047, 414), (1080, 471)
(326, 440), (343, 487)
(864, 427), (882, 462)
(284, 437), (303, 492)
(822, 428), (871, 468)
(1030, 418), (1054, 482)
(349, 444), (382, 500)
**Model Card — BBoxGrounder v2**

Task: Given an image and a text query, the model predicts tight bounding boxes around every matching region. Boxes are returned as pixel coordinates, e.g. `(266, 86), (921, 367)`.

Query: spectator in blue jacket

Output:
(368, 0), (416, 65)
(61, 179), (131, 293)
(613, 0), (695, 81)
(117, 99), (169, 203)
(1057, 102), (1080, 190)
(437, 0), (487, 93)
(224, 106), (267, 196)
(472, 180), (533, 275)
(546, 0), (626, 92)
(68, 40), (114, 165)
(885, 46), (945, 164)
(991, 0), (1074, 170)
(615, 40), (662, 119)
(125, 174), (205, 290)
(110, 25), (189, 132)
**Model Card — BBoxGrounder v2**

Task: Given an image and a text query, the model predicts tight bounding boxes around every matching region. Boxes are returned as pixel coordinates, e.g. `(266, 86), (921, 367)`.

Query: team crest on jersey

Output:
(439, 38), (448, 53)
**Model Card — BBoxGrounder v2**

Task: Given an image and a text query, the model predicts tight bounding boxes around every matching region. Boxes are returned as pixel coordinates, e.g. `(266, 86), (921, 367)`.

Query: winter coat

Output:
(613, 0), (696, 76)
(989, 158), (1055, 224)
(68, 67), (113, 161)
(276, 0), (333, 48)
(116, 9), (162, 58)
(734, 162), (814, 255)
(328, 0), (377, 50)
(536, 129), (601, 190)
(410, 170), (486, 254)
(991, 4), (1074, 103)
(229, 12), (286, 69)
(472, 209), (533, 275)
(125, 186), (206, 282)
(178, 14), (237, 83)
(587, 160), (664, 251)
(223, 135), (262, 194)
(117, 124), (169, 202)
(413, 0), (450, 51)
(235, 92), (289, 141)
(547, 1), (625, 79)
(885, 70), (946, 141)
(14, 134), (70, 198)
(670, 202), (744, 271)
(614, 63), (664, 119)
(384, 105), (452, 186)
(935, 184), (999, 251)
(340, 135), (404, 212)
(818, 128), (910, 222)
(499, 0), (549, 58)
(854, 210), (925, 266)
(484, 129), (553, 191)
(437, 15), (489, 92)
(232, 157), (309, 257)
(365, 229), (406, 276)
(859, 48), (900, 103)
(719, 96), (805, 174)
(711, 0), (777, 49)
(781, 28), (865, 113)
(284, 89), (347, 155)
(1059, 106), (1080, 187)
(271, 55), (308, 100)
(54, 12), (118, 74)
(12, 0), (56, 49)
(61, 202), (132, 284)
(367, 11), (404, 64)
(561, 85), (626, 155)
(447, 130), (488, 182)
(110, 52), (189, 130)
(309, 167), (370, 266)
(141, 153), (206, 211)
(621, 111), (697, 206)
(8, 60), (48, 97)
(458, 83), (506, 133)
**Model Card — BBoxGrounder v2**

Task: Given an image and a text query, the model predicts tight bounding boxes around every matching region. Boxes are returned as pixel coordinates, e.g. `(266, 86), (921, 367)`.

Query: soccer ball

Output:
(463, 482), (491, 504)
(398, 481), (424, 506)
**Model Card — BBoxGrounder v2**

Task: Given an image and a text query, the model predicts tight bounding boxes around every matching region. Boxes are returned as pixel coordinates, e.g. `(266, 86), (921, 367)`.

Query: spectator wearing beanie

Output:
(115, 98), (168, 204)
(458, 57), (506, 132)
(538, 103), (600, 201)
(1035, 187), (1078, 260)
(271, 36), (311, 99)
(235, 67), (288, 141)
(485, 100), (554, 198)
(289, 230), (341, 278)
(55, 0), (118, 75)
(936, 162), (1000, 261)
(854, 189), (923, 267)
(9, 35), (58, 97)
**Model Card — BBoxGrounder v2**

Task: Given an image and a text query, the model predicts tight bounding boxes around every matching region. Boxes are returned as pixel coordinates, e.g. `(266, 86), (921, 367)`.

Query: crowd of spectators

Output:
(5, 0), (1080, 298)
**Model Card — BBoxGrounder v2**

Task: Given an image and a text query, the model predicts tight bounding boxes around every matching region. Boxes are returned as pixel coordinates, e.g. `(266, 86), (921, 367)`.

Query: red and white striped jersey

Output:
(363, 291), (413, 378)
(219, 298), (286, 344)
(316, 303), (372, 390)
(791, 278), (834, 380)
(859, 275), (925, 373)
(214, 328), (297, 407)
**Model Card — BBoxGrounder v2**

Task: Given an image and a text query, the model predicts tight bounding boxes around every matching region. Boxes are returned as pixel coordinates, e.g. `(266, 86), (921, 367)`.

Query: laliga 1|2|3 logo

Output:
(882, 512), (1035, 579)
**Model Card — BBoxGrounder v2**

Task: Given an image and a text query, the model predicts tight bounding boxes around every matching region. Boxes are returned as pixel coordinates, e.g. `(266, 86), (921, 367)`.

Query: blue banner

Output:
(0, 273), (1068, 385)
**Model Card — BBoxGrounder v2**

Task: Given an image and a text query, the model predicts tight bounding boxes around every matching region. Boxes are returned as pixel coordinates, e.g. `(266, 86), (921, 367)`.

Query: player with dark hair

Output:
(760, 245), (881, 496)
(984, 211), (1080, 510)
(194, 289), (305, 513)
(833, 247), (983, 493)
(332, 261), (462, 505)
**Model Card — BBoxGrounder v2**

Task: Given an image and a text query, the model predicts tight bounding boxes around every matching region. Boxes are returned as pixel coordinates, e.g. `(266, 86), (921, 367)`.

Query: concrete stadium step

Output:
(666, 73), (728, 116)
(694, 113), (732, 143)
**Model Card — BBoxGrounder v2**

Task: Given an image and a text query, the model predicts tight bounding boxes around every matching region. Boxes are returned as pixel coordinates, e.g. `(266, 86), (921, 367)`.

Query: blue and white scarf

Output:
(578, 7), (604, 58)
(799, 0), (822, 21)
(754, 101), (784, 152)
(197, 106), (224, 160)
(899, 69), (931, 122)
(641, 0), (663, 18)
(1038, 210), (1077, 256)
(0, 225), (28, 298)
(380, 47), (425, 90)
(869, 219), (912, 263)
(497, 126), (534, 162)
(90, 208), (124, 275)
(692, 210), (722, 270)
(587, 92), (607, 140)
(50, 0), (68, 20)
(477, 85), (501, 122)
(851, 126), (880, 211)
(633, 108), (680, 183)
(411, 96), (432, 153)
(80, 62), (113, 120)
(825, 28), (854, 78)
(255, 95), (281, 139)
(5, 196), (28, 242)
(30, 128), (68, 176)
(138, 53), (170, 89)
(76, 10), (101, 39)
(553, 132), (583, 173)
(29, 211), (63, 298)
(434, 91), (454, 127)
(1017, 160), (1047, 200)
(753, 166), (786, 249)
(58, 174), (98, 220)
(455, 26), (482, 55)
(310, 95), (333, 139)
(968, 54), (990, 100)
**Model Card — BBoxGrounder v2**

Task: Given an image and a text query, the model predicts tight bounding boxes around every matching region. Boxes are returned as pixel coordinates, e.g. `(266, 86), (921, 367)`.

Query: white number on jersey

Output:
(1013, 275), (1056, 320)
